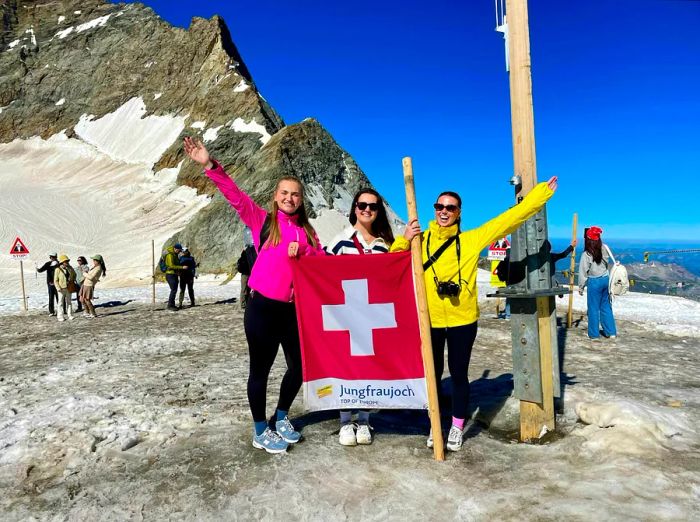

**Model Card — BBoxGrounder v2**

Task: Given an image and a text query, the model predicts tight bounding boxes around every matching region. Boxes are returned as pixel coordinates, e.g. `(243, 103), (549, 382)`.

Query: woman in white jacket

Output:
(325, 188), (394, 446)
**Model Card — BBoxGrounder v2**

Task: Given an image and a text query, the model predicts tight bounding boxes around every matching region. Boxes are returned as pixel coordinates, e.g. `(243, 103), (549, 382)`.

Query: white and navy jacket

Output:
(326, 226), (390, 256)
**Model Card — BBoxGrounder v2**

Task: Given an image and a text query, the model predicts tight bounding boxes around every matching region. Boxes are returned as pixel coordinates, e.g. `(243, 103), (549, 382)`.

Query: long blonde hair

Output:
(266, 176), (318, 248)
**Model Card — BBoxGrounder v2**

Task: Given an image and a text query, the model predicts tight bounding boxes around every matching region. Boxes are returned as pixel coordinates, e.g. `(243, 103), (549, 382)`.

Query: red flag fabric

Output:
(292, 251), (427, 411)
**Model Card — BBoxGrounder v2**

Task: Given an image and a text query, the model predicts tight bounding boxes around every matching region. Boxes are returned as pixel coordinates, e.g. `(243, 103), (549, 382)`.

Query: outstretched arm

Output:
(467, 177), (558, 251)
(183, 137), (267, 238)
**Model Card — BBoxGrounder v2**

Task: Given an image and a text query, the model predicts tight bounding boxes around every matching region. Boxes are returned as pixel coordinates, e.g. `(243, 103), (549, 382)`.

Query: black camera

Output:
(436, 280), (460, 297)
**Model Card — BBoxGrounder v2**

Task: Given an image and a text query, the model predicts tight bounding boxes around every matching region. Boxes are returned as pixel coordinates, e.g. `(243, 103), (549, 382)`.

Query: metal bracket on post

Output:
(511, 298), (542, 402)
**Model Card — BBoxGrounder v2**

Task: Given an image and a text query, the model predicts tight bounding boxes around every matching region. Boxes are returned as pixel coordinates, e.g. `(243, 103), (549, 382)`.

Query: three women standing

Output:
(392, 177), (558, 451)
(184, 137), (325, 454)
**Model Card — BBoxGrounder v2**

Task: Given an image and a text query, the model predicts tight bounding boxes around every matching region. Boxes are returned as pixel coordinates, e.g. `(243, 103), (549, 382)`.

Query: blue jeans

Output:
(586, 275), (617, 339)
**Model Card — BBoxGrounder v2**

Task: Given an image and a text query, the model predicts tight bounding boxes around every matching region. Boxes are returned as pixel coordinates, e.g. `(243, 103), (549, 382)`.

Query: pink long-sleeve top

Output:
(205, 160), (324, 302)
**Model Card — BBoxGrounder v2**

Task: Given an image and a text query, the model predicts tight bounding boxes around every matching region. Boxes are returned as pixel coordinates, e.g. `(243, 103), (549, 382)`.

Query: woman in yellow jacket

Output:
(391, 177), (558, 451)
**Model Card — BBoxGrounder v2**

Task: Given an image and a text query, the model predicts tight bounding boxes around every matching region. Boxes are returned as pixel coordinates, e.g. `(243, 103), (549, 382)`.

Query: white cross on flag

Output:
(292, 252), (428, 411)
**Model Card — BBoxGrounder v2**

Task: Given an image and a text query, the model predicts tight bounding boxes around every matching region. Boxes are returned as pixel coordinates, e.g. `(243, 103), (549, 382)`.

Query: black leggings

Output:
(244, 292), (303, 422)
(430, 322), (478, 420)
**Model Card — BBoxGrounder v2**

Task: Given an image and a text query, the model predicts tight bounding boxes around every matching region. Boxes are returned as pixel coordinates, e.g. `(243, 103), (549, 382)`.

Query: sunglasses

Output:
(356, 202), (380, 211)
(433, 203), (460, 212)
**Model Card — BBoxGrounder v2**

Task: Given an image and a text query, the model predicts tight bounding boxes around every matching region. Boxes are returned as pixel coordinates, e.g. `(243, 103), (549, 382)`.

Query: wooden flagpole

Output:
(567, 213), (578, 328)
(402, 157), (445, 461)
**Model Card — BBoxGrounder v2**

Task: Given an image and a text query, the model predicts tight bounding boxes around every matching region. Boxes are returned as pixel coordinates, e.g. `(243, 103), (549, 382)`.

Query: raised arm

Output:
(465, 177), (557, 251)
(183, 137), (267, 236)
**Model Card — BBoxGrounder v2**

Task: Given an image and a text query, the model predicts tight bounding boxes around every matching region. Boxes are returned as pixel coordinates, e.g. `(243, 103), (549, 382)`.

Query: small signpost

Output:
(489, 238), (510, 315)
(9, 236), (29, 312)
(487, 238), (510, 261)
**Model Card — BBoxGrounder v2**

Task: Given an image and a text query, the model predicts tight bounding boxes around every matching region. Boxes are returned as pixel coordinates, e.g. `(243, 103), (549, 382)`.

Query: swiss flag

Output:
(292, 252), (427, 411)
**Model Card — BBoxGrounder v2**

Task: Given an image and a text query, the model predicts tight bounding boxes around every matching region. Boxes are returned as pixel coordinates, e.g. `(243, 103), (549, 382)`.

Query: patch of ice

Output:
(145, 61), (155, 68)
(153, 92), (162, 100)
(54, 26), (74, 39)
(229, 117), (271, 145)
(7, 39), (20, 49)
(55, 98), (65, 106)
(74, 97), (186, 166)
(305, 183), (329, 211)
(575, 399), (696, 454)
(76, 14), (111, 34)
(233, 80), (249, 93)
(309, 208), (350, 247)
(202, 125), (223, 143)
(74, 10), (81, 15)
(332, 186), (354, 214)
(0, 101), (14, 114)
(25, 27), (37, 46)
(0, 138), (211, 299)
(190, 121), (206, 130)
(58, 15), (66, 24)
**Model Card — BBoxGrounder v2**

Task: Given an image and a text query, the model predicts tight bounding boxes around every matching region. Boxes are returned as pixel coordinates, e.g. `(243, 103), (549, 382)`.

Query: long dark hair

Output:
(266, 176), (318, 248)
(349, 188), (395, 245)
(584, 235), (603, 264)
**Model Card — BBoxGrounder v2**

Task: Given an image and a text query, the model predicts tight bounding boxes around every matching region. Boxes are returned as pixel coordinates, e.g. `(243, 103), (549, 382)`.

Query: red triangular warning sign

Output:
(9, 236), (30, 256)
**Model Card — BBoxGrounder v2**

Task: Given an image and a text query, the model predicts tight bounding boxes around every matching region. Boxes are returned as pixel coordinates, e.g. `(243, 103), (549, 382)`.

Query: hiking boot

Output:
(339, 423), (357, 446)
(356, 424), (372, 445)
(275, 416), (301, 444)
(166, 305), (178, 312)
(446, 425), (465, 452)
(427, 429), (434, 449)
(252, 428), (288, 454)
(589, 337), (601, 343)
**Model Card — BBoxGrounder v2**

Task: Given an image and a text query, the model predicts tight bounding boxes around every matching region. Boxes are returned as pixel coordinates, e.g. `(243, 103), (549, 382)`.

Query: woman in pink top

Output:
(184, 137), (325, 454)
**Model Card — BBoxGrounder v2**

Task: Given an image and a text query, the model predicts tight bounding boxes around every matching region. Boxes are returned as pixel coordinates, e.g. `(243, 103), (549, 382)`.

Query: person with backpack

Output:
(237, 227), (256, 310)
(162, 243), (188, 311)
(578, 226), (617, 341)
(80, 255), (106, 318)
(37, 253), (60, 316)
(178, 248), (197, 308)
(184, 136), (325, 454)
(496, 238), (577, 318)
(54, 254), (77, 322)
(391, 177), (558, 451)
(326, 188), (394, 447)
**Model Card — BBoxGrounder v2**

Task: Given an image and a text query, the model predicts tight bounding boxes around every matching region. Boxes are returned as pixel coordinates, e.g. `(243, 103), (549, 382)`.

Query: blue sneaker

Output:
(275, 417), (301, 444)
(252, 428), (288, 454)
(275, 416), (302, 444)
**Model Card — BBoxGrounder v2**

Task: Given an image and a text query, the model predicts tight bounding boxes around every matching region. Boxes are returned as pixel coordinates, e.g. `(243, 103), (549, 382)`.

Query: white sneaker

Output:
(339, 423), (357, 446)
(427, 429), (433, 448)
(356, 424), (372, 445)
(57, 317), (65, 322)
(67, 316), (75, 321)
(446, 425), (465, 452)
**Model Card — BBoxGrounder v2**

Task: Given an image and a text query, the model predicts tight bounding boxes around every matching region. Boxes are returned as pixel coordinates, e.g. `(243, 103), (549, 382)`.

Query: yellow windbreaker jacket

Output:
(390, 182), (554, 328)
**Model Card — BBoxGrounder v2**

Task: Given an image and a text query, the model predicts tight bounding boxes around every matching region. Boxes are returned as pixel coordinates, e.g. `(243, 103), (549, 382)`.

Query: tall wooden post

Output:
(151, 240), (156, 307)
(402, 157), (445, 461)
(19, 260), (28, 312)
(567, 213), (578, 328)
(506, 0), (556, 440)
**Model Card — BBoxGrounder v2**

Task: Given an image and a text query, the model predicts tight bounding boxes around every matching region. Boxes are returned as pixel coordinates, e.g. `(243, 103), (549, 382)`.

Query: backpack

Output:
(158, 253), (168, 273)
(237, 215), (271, 274)
(495, 257), (509, 283)
(606, 246), (629, 297)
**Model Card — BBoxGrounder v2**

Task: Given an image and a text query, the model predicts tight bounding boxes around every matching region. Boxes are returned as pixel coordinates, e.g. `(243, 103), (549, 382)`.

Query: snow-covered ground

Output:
(0, 98), (211, 299)
(0, 271), (698, 520)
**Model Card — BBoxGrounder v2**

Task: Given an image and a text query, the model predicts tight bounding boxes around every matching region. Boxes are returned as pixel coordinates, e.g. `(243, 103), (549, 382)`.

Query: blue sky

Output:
(118, 1), (700, 242)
